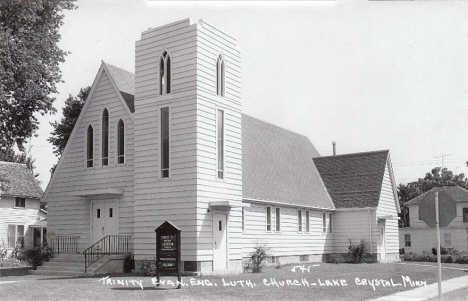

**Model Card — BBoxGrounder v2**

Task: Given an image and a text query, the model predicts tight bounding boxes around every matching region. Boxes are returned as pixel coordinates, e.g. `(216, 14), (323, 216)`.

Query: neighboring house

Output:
(42, 18), (400, 274)
(399, 185), (468, 253)
(313, 151), (401, 263)
(0, 162), (46, 254)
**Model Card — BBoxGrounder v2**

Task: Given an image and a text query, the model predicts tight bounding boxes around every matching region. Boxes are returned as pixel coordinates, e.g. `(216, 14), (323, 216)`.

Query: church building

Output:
(40, 18), (400, 275)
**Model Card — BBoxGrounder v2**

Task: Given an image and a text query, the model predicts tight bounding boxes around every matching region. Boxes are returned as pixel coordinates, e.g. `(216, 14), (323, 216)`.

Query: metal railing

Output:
(45, 236), (80, 254)
(83, 235), (131, 273)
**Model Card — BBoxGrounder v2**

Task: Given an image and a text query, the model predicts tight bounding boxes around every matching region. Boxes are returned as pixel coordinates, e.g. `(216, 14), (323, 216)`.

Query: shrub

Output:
(455, 253), (468, 264)
(400, 252), (436, 262)
(324, 253), (345, 264)
(348, 239), (370, 263)
(15, 245), (53, 268)
(123, 254), (135, 273)
(441, 254), (453, 263)
(0, 257), (29, 268)
(243, 244), (270, 273)
(432, 247), (452, 255)
(138, 260), (157, 276)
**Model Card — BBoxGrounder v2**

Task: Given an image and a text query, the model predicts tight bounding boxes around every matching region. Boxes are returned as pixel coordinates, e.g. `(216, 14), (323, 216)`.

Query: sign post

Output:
(155, 221), (182, 289)
(435, 191), (442, 301)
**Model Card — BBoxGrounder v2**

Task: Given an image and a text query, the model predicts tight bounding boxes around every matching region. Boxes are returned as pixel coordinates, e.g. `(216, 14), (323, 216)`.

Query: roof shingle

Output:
(0, 162), (43, 198)
(313, 150), (389, 208)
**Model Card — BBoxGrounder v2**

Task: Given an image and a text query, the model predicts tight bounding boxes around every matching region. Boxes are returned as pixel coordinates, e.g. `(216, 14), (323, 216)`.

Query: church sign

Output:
(155, 221), (181, 288)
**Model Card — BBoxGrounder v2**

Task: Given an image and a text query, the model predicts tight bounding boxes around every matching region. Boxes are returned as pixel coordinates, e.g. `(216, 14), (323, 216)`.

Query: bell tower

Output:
(133, 18), (243, 273)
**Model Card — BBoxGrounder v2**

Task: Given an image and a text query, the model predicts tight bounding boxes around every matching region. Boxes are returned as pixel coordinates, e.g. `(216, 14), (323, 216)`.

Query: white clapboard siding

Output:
(242, 204), (334, 258)
(0, 196), (43, 249)
(333, 209), (379, 254)
(133, 19), (200, 261)
(376, 158), (400, 259)
(402, 201), (468, 253)
(194, 20), (243, 265)
(45, 68), (135, 252)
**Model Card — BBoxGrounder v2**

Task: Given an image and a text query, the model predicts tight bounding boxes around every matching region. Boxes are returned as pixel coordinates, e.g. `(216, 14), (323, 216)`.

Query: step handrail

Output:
(83, 235), (131, 273)
(42, 236), (80, 254)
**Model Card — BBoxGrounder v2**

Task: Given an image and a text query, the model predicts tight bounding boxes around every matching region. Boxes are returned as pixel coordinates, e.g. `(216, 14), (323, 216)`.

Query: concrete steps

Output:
(29, 253), (127, 276)
(30, 253), (97, 276)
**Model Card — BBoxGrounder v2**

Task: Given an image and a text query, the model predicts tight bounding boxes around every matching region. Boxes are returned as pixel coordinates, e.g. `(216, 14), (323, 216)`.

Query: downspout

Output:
(368, 208), (373, 257)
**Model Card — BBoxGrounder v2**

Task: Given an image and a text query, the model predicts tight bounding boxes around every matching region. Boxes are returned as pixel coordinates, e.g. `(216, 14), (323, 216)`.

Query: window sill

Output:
(13, 207), (26, 209)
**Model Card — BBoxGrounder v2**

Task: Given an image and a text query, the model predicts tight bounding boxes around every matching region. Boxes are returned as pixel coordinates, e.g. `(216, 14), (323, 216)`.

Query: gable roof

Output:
(242, 115), (334, 209)
(404, 185), (468, 206)
(0, 162), (43, 198)
(313, 150), (389, 209)
(94, 64), (335, 209)
(103, 62), (135, 112)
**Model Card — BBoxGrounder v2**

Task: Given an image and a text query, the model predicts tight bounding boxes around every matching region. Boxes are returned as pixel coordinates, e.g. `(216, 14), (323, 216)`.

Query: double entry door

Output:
(91, 200), (118, 245)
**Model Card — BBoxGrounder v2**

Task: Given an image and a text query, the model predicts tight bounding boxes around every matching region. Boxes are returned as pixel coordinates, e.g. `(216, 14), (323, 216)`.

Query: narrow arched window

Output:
(159, 51), (171, 95)
(216, 55), (226, 97)
(102, 109), (109, 166)
(117, 119), (125, 164)
(86, 125), (94, 168)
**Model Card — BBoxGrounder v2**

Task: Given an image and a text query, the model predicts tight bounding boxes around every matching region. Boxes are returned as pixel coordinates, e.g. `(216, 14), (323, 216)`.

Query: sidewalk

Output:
(369, 274), (468, 301)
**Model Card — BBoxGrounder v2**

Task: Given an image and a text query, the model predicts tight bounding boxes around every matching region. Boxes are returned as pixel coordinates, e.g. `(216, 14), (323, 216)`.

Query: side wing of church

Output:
(41, 18), (400, 275)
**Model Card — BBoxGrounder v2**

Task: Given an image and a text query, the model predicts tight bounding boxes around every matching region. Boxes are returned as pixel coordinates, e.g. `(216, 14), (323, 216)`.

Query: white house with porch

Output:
(38, 18), (400, 276)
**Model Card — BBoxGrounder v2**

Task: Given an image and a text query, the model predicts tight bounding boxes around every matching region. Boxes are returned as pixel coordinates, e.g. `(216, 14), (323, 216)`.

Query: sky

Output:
(30, 0), (468, 190)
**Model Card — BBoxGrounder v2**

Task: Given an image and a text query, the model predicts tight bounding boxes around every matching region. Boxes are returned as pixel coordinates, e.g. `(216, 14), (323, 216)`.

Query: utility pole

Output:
(435, 191), (442, 301)
(434, 153), (452, 169)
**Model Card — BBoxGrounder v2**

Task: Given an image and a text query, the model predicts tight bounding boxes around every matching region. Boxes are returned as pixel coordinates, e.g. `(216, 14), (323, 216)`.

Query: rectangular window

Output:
(463, 208), (468, 223)
(109, 208), (113, 218)
(298, 210), (303, 232)
(242, 207), (245, 232)
(329, 213), (333, 233)
(266, 207), (272, 232)
(444, 233), (452, 247)
(7, 225), (24, 248)
(404, 234), (411, 247)
(97, 209), (101, 219)
(161, 107), (170, 178)
(15, 197), (25, 208)
(305, 211), (310, 233)
(322, 212), (327, 233)
(217, 109), (224, 179)
(275, 207), (281, 232)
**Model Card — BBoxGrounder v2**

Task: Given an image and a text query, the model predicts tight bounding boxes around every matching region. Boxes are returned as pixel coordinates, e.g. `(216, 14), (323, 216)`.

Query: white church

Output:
(38, 18), (400, 275)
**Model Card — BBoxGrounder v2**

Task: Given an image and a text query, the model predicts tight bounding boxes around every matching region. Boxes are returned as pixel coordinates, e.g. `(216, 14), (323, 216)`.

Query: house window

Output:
(266, 207), (272, 232)
(7, 224), (24, 248)
(242, 207), (245, 232)
(101, 108), (109, 166)
(305, 210), (310, 233)
(463, 208), (468, 223)
(161, 107), (170, 178)
(97, 209), (101, 218)
(86, 125), (94, 167)
(328, 213), (333, 233)
(15, 197), (25, 208)
(404, 234), (411, 247)
(109, 208), (113, 218)
(298, 210), (303, 232)
(322, 212), (327, 233)
(117, 119), (125, 164)
(444, 233), (452, 247)
(275, 207), (281, 232)
(217, 109), (224, 179)
(216, 55), (226, 97)
(159, 50), (171, 95)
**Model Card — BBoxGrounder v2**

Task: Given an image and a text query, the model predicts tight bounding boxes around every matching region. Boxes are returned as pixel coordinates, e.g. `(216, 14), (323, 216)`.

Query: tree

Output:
(398, 167), (468, 227)
(48, 86), (91, 161)
(0, 0), (76, 152)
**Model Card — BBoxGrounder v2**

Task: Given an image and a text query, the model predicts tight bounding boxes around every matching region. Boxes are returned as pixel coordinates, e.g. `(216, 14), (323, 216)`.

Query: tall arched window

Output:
(102, 108), (109, 166)
(117, 119), (125, 164)
(216, 54), (226, 97)
(86, 125), (94, 168)
(159, 51), (171, 95)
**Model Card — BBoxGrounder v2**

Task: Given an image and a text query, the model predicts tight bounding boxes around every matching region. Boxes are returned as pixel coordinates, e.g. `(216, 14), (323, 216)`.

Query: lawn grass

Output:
(1, 262), (467, 301)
